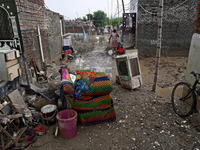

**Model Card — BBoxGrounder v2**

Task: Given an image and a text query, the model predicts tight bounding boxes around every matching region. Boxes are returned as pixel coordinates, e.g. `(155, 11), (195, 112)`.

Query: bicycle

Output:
(171, 71), (200, 117)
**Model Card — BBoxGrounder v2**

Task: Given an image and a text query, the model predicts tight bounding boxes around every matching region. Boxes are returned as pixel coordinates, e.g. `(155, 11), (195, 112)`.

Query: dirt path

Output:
(31, 36), (200, 150)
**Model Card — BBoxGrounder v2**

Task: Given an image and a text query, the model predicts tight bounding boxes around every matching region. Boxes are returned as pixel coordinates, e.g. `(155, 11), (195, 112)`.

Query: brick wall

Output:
(136, 0), (198, 56)
(27, 0), (44, 6)
(64, 20), (90, 34)
(15, 0), (62, 70)
(45, 9), (62, 62)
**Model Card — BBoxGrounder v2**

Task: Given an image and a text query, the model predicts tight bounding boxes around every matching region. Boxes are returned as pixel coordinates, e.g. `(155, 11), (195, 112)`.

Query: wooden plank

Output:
(5, 140), (13, 150)
(0, 146), (4, 150)
(16, 126), (27, 141)
(1, 133), (4, 149)
(0, 125), (16, 143)
(8, 90), (27, 112)
(8, 90), (32, 121)
(6, 59), (18, 68)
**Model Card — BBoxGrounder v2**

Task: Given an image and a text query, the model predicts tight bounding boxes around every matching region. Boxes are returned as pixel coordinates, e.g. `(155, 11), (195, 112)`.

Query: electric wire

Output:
(45, 0), (189, 21)
(139, 0), (188, 15)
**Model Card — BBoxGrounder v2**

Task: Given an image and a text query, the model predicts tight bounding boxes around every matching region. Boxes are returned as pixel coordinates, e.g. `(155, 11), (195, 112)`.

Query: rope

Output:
(167, 0), (188, 11)
(138, 4), (157, 15)
(139, 0), (189, 15)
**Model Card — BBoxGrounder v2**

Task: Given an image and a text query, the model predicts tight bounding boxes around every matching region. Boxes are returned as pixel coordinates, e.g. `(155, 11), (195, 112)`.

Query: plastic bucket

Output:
(56, 110), (77, 139)
(41, 104), (57, 125)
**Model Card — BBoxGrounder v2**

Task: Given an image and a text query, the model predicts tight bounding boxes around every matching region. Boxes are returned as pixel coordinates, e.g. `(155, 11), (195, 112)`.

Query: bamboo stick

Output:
(152, 0), (164, 92)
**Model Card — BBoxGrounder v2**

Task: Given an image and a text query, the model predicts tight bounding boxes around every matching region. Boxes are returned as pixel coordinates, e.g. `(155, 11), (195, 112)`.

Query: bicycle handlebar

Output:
(190, 71), (200, 83)
(191, 71), (197, 78)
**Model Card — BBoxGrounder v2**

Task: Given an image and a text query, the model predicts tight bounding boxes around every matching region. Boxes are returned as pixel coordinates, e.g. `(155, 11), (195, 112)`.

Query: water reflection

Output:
(68, 35), (114, 80)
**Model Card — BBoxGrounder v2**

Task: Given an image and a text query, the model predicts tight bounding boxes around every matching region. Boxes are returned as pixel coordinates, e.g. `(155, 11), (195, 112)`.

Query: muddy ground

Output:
(30, 35), (200, 150)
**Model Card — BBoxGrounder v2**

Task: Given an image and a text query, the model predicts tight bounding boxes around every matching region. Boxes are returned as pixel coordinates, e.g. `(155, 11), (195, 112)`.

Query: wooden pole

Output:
(117, 0), (120, 30)
(107, 0), (110, 25)
(111, 0), (113, 29)
(122, 0), (125, 13)
(152, 0), (164, 92)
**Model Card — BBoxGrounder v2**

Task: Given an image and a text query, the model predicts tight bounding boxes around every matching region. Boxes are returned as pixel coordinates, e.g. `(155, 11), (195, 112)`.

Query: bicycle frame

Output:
(189, 74), (200, 112)
(171, 72), (200, 117)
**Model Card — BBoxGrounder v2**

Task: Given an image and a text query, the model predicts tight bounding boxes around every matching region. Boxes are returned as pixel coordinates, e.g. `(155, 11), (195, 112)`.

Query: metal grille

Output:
(117, 59), (129, 76)
(0, 7), (14, 40)
(123, 13), (136, 34)
(130, 58), (140, 77)
(194, 0), (200, 33)
(137, 0), (198, 56)
(123, 13), (137, 49)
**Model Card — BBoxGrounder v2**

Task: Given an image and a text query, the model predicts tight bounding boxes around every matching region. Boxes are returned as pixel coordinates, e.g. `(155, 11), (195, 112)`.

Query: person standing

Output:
(109, 29), (119, 56)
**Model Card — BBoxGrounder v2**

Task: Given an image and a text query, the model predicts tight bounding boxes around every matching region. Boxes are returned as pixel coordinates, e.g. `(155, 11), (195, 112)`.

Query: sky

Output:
(44, 0), (130, 20)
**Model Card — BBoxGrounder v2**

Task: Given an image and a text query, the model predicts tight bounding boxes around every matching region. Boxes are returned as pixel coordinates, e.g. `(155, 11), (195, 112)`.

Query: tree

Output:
(93, 10), (107, 27)
(104, 17), (110, 26)
(111, 17), (122, 29)
(86, 13), (93, 21)
(83, 16), (87, 22)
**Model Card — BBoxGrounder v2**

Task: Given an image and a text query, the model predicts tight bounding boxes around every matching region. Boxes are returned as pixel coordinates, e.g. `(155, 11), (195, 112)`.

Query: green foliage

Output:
(93, 10), (107, 27)
(110, 17), (122, 29)
(82, 11), (123, 28)
(83, 16), (87, 21)
(104, 17), (110, 26)
(86, 13), (93, 21)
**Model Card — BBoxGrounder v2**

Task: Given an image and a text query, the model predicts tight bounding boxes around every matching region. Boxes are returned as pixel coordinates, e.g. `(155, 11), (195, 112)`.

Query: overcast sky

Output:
(44, 0), (130, 20)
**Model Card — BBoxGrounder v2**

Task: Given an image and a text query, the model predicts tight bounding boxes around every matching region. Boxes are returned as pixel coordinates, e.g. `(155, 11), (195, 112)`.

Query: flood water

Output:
(68, 35), (115, 79)
(156, 87), (173, 102)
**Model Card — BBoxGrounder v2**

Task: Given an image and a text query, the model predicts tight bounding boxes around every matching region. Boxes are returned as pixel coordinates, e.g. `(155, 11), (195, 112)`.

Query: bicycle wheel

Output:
(171, 82), (196, 117)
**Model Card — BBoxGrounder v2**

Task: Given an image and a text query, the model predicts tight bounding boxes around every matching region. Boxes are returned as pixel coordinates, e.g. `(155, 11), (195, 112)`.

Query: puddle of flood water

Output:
(75, 58), (85, 68)
(67, 35), (115, 80)
(156, 87), (173, 102)
(70, 56), (113, 79)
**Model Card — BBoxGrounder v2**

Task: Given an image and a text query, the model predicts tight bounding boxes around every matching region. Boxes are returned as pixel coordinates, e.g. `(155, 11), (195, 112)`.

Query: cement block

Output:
(185, 33), (200, 84)
(185, 33), (200, 110)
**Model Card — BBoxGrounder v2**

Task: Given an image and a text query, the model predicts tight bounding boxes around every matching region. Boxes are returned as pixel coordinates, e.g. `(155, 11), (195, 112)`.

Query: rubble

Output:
(0, 34), (200, 150)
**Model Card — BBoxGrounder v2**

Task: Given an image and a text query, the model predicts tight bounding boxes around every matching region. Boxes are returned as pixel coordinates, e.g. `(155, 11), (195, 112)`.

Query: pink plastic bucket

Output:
(56, 110), (77, 139)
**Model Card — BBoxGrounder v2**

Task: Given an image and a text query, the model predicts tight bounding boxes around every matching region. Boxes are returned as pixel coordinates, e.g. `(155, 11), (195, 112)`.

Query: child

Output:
(109, 29), (119, 56)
